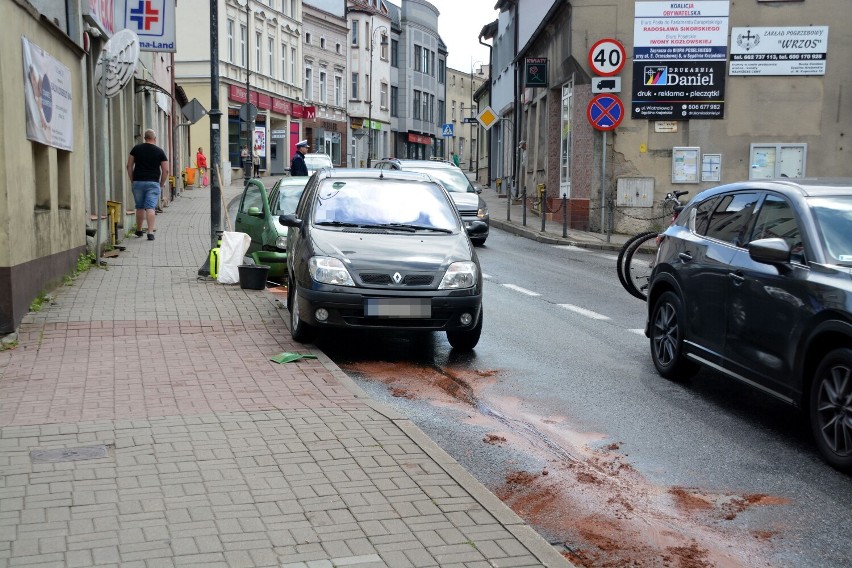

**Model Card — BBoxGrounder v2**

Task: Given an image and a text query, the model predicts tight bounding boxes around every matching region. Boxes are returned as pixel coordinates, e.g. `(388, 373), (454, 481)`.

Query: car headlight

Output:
(477, 207), (489, 219)
(309, 256), (354, 286)
(439, 261), (477, 289)
(275, 235), (288, 250)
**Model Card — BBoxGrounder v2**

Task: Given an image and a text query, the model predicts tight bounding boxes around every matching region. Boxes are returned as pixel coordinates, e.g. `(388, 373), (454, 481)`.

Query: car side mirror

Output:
(248, 206), (262, 217)
(475, 187), (482, 194)
(279, 213), (303, 228)
(748, 238), (791, 265)
(466, 220), (488, 235)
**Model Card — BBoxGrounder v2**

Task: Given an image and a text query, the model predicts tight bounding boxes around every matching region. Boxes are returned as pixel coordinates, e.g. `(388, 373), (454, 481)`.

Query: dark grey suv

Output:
(375, 158), (489, 246)
(646, 179), (852, 472)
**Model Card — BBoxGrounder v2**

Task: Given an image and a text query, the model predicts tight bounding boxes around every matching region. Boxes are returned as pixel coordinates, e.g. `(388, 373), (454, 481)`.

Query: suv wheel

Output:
(446, 311), (483, 351)
(649, 291), (699, 380)
(810, 348), (852, 472)
(288, 285), (315, 343)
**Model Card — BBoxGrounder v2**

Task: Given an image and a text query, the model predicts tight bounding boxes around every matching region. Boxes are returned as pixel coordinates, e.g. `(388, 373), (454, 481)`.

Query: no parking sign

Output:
(587, 94), (624, 131)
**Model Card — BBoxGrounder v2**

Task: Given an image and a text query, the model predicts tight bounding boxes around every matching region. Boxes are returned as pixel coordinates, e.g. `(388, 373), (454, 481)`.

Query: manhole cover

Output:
(30, 445), (109, 463)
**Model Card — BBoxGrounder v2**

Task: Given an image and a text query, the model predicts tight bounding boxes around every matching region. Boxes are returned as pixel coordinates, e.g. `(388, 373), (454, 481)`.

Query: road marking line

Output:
(552, 245), (618, 262)
(629, 328), (646, 336)
(558, 304), (610, 320)
(502, 284), (540, 296)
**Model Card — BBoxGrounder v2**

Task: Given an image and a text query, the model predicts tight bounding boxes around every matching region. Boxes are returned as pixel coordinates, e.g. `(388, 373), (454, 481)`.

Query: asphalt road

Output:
(319, 227), (852, 568)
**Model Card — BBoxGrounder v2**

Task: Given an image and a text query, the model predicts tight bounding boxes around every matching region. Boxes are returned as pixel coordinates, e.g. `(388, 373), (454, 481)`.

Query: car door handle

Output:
(729, 272), (745, 285)
(678, 252), (692, 263)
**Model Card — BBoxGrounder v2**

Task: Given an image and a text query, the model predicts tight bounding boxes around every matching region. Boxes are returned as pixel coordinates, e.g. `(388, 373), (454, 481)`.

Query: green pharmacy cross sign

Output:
(525, 58), (548, 87)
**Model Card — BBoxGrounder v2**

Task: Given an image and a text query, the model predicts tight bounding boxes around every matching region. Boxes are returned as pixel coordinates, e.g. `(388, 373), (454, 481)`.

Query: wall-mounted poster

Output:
(21, 37), (73, 150)
(702, 153), (721, 182)
(672, 147), (701, 183)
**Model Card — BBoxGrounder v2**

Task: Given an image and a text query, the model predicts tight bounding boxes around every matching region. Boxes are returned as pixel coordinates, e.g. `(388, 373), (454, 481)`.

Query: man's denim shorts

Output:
(132, 181), (161, 210)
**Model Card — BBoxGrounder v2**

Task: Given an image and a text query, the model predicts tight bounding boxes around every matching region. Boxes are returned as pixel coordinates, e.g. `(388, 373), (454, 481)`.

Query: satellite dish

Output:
(95, 29), (140, 98)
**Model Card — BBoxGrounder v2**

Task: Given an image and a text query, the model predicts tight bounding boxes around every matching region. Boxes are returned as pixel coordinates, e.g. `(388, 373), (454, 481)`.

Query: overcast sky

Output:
(427, 0), (499, 72)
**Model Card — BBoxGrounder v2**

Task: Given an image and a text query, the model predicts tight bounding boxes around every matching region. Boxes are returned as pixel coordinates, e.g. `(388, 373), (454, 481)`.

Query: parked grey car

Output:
(374, 158), (489, 246)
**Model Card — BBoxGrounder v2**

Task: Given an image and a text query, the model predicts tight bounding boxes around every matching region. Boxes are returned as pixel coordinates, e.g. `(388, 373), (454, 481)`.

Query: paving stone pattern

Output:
(0, 180), (570, 567)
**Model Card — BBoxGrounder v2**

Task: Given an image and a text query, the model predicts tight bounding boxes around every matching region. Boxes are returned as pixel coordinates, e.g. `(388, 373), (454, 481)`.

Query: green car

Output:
(235, 177), (309, 282)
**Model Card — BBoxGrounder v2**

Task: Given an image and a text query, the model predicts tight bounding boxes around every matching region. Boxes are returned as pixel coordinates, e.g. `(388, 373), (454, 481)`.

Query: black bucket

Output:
(238, 264), (270, 290)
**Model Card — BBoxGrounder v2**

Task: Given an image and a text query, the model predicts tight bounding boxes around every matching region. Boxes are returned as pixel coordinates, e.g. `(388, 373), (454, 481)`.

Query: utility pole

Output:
(367, 21), (388, 168)
(199, 0), (223, 275)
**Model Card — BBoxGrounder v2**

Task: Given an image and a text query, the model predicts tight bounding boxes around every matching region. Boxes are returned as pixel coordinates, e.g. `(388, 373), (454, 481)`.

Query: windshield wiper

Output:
(314, 221), (363, 227)
(377, 223), (453, 233)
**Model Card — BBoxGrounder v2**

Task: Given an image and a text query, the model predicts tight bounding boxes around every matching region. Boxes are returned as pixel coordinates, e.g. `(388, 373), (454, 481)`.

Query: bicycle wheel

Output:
(617, 231), (657, 297)
(623, 232), (660, 301)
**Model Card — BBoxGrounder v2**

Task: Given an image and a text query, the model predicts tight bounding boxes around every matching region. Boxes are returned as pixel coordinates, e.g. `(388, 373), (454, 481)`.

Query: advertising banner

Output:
(632, 1), (729, 120)
(730, 26), (828, 76)
(22, 37), (74, 150)
(254, 125), (266, 158)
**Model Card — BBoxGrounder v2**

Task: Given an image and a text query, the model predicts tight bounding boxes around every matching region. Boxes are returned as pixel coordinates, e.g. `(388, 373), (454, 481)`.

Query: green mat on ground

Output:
(269, 352), (318, 364)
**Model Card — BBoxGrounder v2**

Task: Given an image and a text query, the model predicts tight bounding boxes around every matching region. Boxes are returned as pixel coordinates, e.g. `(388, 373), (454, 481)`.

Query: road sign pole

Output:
(601, 131), (607, 237)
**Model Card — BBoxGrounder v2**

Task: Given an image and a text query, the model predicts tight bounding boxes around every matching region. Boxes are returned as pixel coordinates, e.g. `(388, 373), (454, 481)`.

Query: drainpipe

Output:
(478, 33), (493, 186)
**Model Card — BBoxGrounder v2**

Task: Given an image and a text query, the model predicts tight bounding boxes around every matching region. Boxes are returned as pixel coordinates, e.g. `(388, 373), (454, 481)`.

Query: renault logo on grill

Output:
(393, 272), (403, 284)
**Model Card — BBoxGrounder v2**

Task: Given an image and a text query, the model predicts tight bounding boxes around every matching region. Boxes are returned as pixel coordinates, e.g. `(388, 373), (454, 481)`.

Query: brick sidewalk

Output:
(0, 180), (571, 567)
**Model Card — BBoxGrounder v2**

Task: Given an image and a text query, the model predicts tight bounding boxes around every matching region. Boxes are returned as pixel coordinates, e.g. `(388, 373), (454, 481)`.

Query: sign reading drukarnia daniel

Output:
(631, 1), (729, 120)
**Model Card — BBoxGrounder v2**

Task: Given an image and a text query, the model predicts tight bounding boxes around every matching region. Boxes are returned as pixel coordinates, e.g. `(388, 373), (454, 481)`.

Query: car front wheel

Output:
(649, 291), (699, 380)
(287, 285), (315, 343)
(446, 311), (483, 351)
(810, 348), (852, 472)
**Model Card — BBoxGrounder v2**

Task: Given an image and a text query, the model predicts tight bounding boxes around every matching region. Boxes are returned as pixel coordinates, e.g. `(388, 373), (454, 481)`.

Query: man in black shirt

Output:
(290, 140), (309, 177)
(126, 129), (169, 240)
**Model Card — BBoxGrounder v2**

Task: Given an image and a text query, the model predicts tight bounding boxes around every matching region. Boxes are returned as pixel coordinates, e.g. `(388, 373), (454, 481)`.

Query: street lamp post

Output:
(367, 22), (388, 168)
(237, 0), (253, 185)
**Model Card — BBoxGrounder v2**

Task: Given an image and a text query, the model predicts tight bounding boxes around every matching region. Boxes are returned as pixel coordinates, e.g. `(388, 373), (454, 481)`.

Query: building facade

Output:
(175, 0), (303, 177)
(302, 0), (349, 166)
(388, 0), (445, 161)
(445, 66), (485, 169)
(484, 0), (852, 232)
(347, 0), (392, 167)
(2, 0), (176, 333)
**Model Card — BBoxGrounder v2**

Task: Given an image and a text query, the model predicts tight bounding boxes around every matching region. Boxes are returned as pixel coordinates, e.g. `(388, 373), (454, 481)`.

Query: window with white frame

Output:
(380, 34), (388, 60)
(305, 67), (313, 100)
(268, 37), (274, 78)
(414, 45), (422, 72)
(351, 72), (359, 99)
(227, 19), (234, 63)
(291, 47), (296, 83)
(281, 42), (287, 81)
(351, 20), (359, 46)
(240, 24), (246, 66)
(380, 82), (387, 109)
(451, 100), (456, 121)
(334, 75), (342, 106)
(255, 32), (261, 71)
(319, 71), (327, 103)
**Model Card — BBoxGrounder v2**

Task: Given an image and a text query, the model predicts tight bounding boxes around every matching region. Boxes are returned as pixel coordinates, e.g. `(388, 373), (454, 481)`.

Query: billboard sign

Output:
(22, 37), (74, 150)
(729, 26), (828, 76)
(632, 1), (729, 120)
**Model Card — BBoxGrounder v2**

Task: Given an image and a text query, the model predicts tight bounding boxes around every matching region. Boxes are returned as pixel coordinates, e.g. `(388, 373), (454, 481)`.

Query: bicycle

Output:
(617, 190), (689, 300)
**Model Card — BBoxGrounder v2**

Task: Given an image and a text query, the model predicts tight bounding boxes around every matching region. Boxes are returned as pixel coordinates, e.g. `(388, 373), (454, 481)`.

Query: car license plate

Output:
(364, 298), (431, 318)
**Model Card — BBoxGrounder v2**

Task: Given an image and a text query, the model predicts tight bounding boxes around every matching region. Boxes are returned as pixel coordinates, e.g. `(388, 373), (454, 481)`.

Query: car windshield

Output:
(274, 186), (307, 215)
(311, 179), (459, 231)
(810, 195), (852, 265)
(305, 155), (333, 170)
(405, 166), (474, 193)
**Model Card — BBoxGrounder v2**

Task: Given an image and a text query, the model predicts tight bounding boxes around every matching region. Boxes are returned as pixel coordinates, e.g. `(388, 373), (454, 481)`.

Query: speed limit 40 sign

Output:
(589, 38), (625, 77)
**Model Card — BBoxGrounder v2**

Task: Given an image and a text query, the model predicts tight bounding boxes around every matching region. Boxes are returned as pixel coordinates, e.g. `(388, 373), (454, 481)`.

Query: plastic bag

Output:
(218, 231), (251, 284)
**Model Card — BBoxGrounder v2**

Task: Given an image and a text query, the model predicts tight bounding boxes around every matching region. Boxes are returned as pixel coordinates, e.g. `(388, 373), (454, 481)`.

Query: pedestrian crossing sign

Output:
(441, 123), (454, 137)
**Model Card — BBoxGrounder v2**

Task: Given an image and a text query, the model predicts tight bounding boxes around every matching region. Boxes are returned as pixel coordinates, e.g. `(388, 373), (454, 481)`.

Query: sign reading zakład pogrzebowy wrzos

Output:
(631, 1), (729, 120)
(729, 26), (829, 76)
